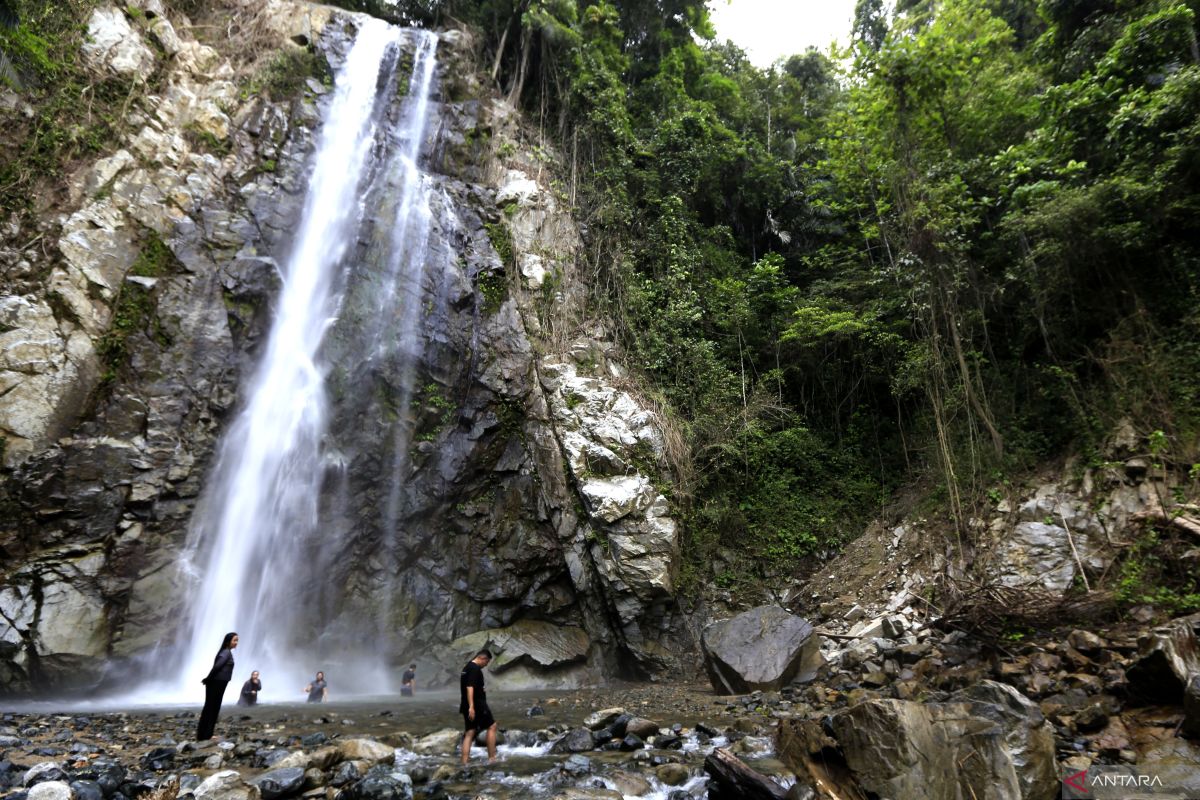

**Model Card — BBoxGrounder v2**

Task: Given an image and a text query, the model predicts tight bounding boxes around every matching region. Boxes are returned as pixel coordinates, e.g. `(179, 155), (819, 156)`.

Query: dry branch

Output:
(934, 577), (1115, 641)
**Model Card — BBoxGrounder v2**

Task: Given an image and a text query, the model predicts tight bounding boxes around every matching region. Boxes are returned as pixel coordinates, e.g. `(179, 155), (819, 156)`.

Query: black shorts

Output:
(400, 686), (412, 697)
(463, 707), (495, 732)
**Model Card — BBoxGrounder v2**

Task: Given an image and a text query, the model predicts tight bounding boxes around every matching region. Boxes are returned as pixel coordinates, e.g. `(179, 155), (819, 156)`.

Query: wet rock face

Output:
(0, 10), (685, 693)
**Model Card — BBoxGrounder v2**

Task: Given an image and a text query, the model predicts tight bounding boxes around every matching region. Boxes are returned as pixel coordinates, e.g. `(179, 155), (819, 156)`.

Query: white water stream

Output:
(136, 21), (442, 703)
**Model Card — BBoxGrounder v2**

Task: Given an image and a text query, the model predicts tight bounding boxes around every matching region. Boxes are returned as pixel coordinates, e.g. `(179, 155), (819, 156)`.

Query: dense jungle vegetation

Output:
(428, 0), (1200, 589)
(4, 0), (1200, 591)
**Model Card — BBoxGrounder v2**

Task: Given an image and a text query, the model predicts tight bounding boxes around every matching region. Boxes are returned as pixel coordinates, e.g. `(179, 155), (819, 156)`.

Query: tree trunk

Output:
(704, 748), (789, 800)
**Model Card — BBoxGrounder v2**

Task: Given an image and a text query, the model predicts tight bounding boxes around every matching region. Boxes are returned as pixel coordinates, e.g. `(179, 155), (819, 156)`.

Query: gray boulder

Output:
(1127, 613), (1200, 705)
(701, 606), (823, 694)
(831, 680), (1056, 800)
(251, 768), (306, 800)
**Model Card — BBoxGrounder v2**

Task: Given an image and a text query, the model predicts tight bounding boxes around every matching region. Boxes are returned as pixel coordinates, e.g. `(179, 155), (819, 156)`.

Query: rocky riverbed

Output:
(3, 612), (1200, 800)
(0, 686), (784, 800)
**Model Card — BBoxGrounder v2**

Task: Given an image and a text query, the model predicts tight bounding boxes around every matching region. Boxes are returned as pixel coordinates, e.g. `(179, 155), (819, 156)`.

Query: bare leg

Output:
(486, 723), (497, 763)
(460, 730), (477, 765)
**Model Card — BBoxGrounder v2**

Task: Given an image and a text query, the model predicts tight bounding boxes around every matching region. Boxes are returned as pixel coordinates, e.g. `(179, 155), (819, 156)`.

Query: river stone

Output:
(28, 781), (73, 800)
(251, 768), (305, 800)
(69, 782), (103, 800)
(619, 734), (644, 751)
(701, 606), (823, 694)
(608, 771), (651, 795)
(831, 680), (1056, 800)
(655, 763), (689, 786)
(551, 789), (621, 800)
(334, 773), (412, 800)
(334, 740), (393, 766)
(78, 760), (123, 793)
(24, 764), (66, 788)
(330, 762), (360, 788)
(583, 708), (624, 730)
(411, 729), (460, 755)
(561, 755), (591, 776)
(551, 729), (595, 754)
(194, 770), (261, 800)
(623, 717), (659, 739)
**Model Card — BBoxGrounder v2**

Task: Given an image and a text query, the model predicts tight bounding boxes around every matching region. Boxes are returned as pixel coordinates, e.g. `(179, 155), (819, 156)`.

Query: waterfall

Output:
(152, 20), (442, 702)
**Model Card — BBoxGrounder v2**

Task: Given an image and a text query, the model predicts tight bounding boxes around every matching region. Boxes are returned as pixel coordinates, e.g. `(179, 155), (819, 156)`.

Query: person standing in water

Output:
(304, 671), (328, 703)
(401, 664), (417, 697)
(237, 670), (261, 706)
(197, 632), (238, 740)
(459, 650), (497, 765)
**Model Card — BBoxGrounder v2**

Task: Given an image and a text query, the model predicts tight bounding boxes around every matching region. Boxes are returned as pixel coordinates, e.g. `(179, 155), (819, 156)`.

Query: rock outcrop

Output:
(831, 681), (1058, 800)
(0, 5), (685, 694)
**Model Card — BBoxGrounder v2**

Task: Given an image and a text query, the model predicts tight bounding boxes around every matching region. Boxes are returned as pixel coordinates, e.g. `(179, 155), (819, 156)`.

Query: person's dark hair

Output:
(409, 663), (416, 669)
(476, 649), (493, 659)
(316, 671), (325, 679)
(219, 632), (237, 652)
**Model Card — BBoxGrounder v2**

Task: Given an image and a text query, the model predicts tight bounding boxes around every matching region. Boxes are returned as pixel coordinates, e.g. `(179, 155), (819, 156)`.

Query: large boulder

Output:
(701, 606), (823, 694)
(831, 681), (1057, 800)
(1126, 612), (1200, 736)
(1126, 613), (1199, 702)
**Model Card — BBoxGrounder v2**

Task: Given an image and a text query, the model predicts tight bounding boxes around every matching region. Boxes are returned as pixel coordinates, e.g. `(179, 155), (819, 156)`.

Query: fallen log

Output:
(1132, 509), (1200, 539)
(704, 747), (790, 800)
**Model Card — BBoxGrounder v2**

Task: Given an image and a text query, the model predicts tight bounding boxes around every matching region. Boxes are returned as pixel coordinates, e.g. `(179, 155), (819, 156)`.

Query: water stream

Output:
(145, 20), (443, 702)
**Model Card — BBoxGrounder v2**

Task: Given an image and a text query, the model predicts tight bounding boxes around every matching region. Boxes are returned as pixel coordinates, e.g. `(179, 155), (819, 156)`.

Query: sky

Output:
(706, 0), (858, 67)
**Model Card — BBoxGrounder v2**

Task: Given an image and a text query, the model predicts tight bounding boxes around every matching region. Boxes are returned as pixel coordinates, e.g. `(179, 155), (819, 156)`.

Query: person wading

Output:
(238, 670), (261, 707)
(459, 649), (497, 765)
(197, 632), (238, 740)
(304, 671), (328, 703)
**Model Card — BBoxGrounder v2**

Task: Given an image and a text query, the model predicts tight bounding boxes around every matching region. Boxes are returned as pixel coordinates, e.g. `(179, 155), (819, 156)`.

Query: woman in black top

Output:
(305, 671), (327, 703)
(197, 631), (238, 740)
(237, 670), (261, 706)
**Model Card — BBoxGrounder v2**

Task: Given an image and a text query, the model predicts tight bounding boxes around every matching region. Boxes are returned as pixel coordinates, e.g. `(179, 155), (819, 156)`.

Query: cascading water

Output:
(146, 20), (443, 702)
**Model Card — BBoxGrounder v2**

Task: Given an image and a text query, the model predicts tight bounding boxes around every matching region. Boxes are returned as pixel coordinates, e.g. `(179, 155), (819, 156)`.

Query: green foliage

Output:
(483, 221), (513, 266)
(476, 267), (508, 314)
(96, 284), (156, 382)
(0, 0), (143, 217)
(1115, 529), (1200, 615)
(130, 230), (182, 277)
(238, 47), (329, 102)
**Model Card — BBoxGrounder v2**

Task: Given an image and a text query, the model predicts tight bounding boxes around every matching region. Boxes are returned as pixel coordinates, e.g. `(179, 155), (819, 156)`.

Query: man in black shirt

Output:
(459, 649), (496, 765)
(401, 664), (416, 697)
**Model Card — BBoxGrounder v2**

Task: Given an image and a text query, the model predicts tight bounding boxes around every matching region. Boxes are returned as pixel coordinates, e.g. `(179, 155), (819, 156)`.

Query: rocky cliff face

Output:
(0, 1), (685, 695)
